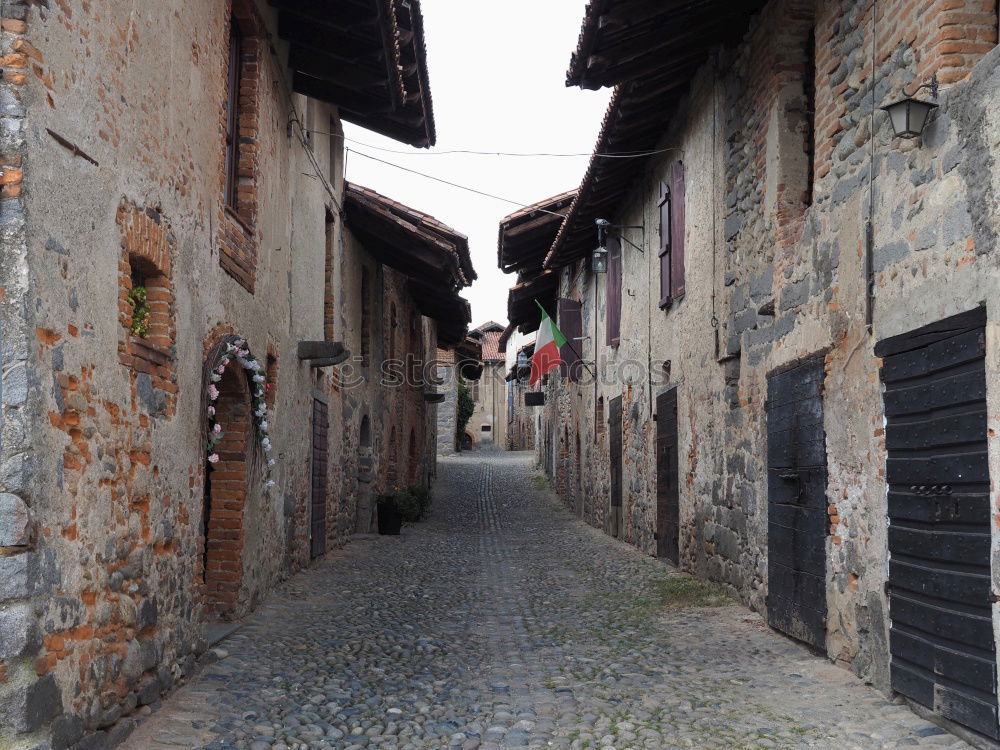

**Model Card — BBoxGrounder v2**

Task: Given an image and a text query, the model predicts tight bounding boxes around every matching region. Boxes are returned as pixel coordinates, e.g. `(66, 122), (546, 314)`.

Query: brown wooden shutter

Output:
(670, 161), (686, 300)
(558, 298), (583, 381)
(606, 236), (622, 347)
(658, 181), (671, 308)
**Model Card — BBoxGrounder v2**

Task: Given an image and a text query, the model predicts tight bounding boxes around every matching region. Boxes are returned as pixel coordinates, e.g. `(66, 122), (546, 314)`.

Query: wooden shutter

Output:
(670, 161), (686, 300)
(658, 181), (671, 308)
(558, 298), (583, 382)
(605, 236), (622, 347)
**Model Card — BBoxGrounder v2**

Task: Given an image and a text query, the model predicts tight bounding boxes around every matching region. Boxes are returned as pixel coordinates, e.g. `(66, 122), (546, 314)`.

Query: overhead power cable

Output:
(346, 148), (570, 217)
(317, 130), (680, 160)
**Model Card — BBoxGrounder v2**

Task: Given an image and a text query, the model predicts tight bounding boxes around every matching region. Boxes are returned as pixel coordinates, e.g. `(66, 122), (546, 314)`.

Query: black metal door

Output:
(766, 356), (827, 649)
(310, 399), (329, 558)
(876, 307), (997, 740)
(609, 395), (623, 538)
(656, 388), (679, 563)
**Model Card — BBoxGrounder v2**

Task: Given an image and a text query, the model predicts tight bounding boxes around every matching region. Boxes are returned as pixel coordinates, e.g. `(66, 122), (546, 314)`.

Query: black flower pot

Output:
(377, 496), (402, 536)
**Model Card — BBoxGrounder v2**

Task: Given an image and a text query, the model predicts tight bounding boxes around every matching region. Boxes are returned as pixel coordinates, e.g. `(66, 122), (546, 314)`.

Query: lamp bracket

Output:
(903, 72), (938, 100)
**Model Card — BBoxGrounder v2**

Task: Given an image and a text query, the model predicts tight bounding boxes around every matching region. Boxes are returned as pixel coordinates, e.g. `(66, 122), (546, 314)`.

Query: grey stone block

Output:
(50, 713), (85, 750)
(0, 601), (40, 658)
(0, 674), (63, 733)
(779, 278), (810, 311)
(0, 551), (34, 602)
(942, 203), (973, 247)
(0, 492), (30, 546)
(873, 240), (910, 273)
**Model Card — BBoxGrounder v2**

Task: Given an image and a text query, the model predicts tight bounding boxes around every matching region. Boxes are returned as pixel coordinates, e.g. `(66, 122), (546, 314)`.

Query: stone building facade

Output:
(466, 323), (507, 448)
(506, 0), (1000, 743)
(0, 1), (472, 748)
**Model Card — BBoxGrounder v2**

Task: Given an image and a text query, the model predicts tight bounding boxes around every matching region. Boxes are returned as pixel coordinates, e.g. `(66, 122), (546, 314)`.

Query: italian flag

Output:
(530, 301), (566, 386)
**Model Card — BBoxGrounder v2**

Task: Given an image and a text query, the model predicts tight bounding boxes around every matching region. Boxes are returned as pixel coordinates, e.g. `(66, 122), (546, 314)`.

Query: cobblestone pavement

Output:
(125, 452), (971, 750)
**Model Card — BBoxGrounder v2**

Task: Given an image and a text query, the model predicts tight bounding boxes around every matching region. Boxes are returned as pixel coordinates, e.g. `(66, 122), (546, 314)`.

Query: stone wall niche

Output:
(116, 201), (177, 418)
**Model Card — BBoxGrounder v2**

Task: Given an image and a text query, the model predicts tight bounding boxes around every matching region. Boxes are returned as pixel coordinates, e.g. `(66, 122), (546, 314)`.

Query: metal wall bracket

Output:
(298, 341), (350, 368)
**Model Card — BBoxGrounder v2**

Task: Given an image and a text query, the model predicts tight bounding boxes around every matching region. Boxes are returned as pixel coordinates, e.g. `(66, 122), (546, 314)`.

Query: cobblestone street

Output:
(125, 453), (971, 750)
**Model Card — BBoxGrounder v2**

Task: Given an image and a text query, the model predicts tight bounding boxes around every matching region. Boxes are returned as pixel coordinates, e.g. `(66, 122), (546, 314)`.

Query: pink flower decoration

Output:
(208, 453), (220, 463)
(216, 365), (225, 375)
(207, 406), (215, 417)
(208, 384), (219, 400)
(213, 424), (222, 434)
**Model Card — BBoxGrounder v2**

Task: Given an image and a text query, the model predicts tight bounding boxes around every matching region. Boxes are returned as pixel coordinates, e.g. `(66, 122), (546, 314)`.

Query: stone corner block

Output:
(0, 600), (40, 658)
(0, 493), (30, 546)
(0, 674), (63, 734)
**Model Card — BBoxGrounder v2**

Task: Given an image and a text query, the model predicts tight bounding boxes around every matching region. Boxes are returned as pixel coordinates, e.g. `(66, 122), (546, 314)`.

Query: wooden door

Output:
(656, 388), (679, 563)
(609, 395), (623, 538)
(876, 307), (997, 739)
(765, 356), (827, 649)
(310, 399), (329, 558)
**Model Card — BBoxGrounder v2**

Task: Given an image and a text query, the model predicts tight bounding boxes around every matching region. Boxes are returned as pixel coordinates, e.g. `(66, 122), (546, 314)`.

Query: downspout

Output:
(865, 0), (877, 331)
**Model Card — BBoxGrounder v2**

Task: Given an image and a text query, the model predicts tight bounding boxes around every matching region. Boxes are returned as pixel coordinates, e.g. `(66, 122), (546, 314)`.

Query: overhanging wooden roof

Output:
(345, 182), (473, 345)
(497, 190), (576, 276)
(273, 0), (436, 147)
(548, 0), (766, 269)
(566, 0), (767, 90)
(507, 269), (558, 334)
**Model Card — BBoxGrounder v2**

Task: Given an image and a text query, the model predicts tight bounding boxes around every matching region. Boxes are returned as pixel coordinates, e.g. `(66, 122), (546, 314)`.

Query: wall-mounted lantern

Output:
(592, 243), (609, 273)
(881, 75), (938, 140)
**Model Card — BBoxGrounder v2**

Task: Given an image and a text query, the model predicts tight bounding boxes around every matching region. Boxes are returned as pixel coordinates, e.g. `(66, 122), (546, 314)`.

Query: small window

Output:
(481, 425), (491, 432)
(224, 23), (243, 209)
(658, 182), (671, 307)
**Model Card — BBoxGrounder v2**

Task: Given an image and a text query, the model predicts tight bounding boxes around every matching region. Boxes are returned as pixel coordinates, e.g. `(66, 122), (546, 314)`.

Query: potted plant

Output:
(393, 487), (422, 524)
(377, 493), (402, 535)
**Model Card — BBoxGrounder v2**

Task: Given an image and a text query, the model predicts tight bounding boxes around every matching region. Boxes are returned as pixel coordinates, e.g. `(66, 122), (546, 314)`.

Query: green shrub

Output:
(393, 487), (422, 523)
(408, 484), (432, 516)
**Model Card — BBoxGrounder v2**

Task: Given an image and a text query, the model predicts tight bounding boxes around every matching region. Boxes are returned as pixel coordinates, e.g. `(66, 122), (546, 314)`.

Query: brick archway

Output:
(201, 337), (253, 618)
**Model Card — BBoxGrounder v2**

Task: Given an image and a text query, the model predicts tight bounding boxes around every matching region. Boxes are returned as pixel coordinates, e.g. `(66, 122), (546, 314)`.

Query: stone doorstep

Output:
(205, 622), (242, 648)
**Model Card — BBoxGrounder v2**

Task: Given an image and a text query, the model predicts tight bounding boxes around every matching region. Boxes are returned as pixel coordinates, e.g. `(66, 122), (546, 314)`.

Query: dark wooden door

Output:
(656, 388), (679, 563)
(609, 395), (623, 538)
(875, 307), (997, 740)
(310, 398), (329, 558)
(765, 356), (827, 649)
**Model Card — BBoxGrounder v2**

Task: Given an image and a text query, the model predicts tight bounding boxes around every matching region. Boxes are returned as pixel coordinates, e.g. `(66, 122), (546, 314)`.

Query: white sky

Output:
(343, 0), (611, 327)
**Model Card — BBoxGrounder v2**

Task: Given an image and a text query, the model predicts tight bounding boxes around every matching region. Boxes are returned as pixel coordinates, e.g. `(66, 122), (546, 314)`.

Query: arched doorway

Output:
(202, 357), (251, 617)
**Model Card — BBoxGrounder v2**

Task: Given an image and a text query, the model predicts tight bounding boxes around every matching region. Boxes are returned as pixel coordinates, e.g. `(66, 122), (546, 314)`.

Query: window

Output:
(224, 22), (242, 210)
(605, 236), (622, 347)
(659, 161), (686, 308)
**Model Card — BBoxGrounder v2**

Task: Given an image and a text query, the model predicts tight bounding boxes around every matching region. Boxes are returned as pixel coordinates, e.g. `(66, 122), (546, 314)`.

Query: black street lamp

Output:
(881, 75), (938, 140)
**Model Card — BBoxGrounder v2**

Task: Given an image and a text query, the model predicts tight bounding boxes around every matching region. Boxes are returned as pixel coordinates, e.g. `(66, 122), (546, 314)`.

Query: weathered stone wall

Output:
(337, 229), (439, 534)
(435, 349), (457, 456)
(468, 362), (507, 447)
(0, 0), (446, 746)
(538, 0), (1000, 700)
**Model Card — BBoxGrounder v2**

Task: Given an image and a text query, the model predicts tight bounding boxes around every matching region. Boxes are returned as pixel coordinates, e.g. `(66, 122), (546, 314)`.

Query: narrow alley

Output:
(125, 454), (966, 750)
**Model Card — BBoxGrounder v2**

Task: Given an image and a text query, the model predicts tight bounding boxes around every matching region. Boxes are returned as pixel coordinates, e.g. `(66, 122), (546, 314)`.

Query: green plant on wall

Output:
(456, 376), (474, 443)
(128, 285), (150, 338)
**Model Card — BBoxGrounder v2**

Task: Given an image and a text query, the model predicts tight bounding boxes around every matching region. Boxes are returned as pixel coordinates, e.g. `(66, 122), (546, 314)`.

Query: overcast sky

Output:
(343, 0), (611, 327)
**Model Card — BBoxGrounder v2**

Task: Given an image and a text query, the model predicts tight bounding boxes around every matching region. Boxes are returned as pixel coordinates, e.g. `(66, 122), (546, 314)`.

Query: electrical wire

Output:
(316, 130), (684, 160)
(347, 148), (571, 217)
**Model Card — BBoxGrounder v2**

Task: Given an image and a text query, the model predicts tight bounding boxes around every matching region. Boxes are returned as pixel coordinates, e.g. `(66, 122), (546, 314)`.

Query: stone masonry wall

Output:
(539, 0), (1000, 700)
